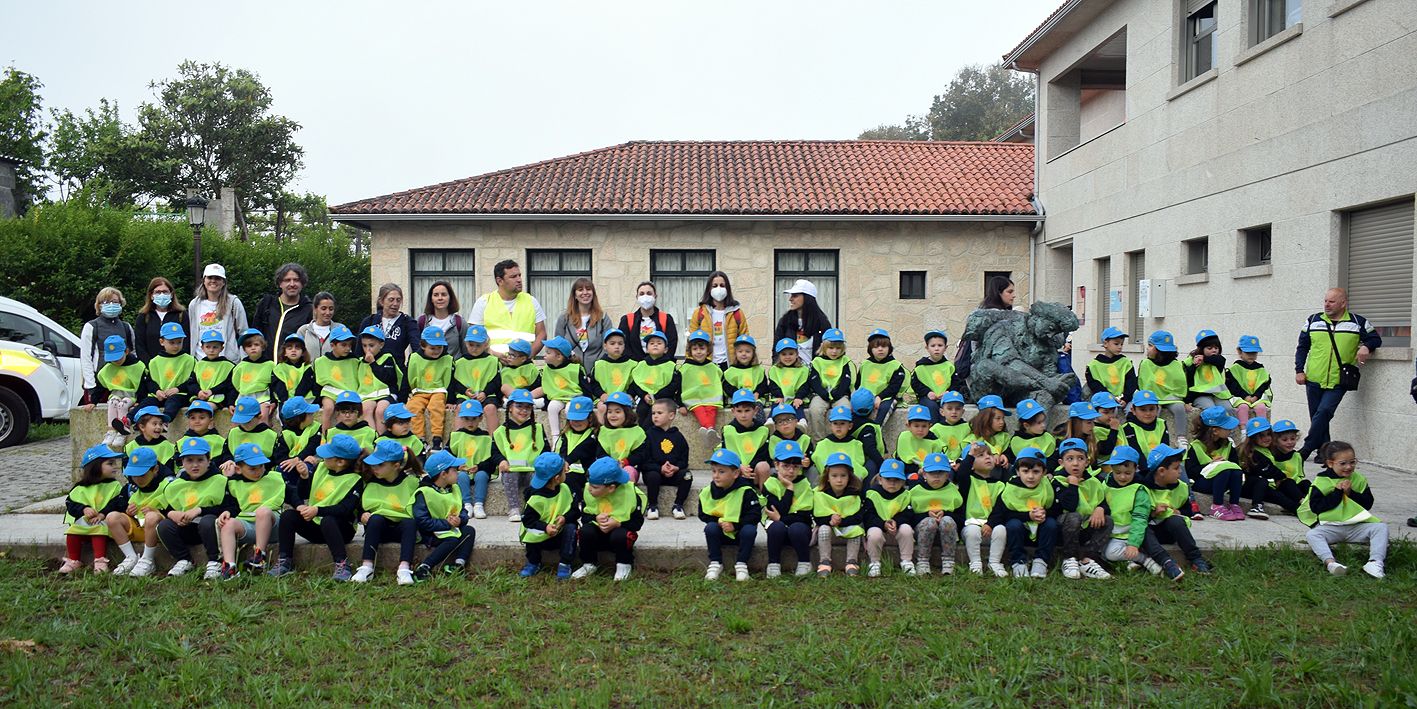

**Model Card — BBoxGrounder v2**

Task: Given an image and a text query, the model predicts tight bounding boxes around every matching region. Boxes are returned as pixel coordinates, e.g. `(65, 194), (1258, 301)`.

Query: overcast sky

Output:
(6, 0), (1058, 205)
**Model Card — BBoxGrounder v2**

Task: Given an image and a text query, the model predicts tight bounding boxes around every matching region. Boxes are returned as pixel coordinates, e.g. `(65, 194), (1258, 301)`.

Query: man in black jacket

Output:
(252, 263), (313, 358)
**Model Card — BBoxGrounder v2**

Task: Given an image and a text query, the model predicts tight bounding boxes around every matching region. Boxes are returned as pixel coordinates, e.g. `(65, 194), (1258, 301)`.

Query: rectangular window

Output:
(1184, 237), (1209, 275)
(1096, 256), (1112, 335)
(650, 250), (716, 351)
(409, 250), (475, 317)
(1344, 200), (1414, 347)
(526, 249), (592, 323)
(774, 250), (839, 323)
(1242, 225), (1273, 267)
(1252, 0), (1301, 45)
(899, 271), (926, 300)
(1127, 250), (1146, 339)
(1186, 1), (1219, 80)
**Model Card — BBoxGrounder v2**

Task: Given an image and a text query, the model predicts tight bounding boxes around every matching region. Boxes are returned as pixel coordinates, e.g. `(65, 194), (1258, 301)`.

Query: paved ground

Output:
(0, 438), (74, 513)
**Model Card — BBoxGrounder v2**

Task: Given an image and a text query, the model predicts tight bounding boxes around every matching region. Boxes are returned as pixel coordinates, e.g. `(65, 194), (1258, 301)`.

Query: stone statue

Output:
(962, 301), (1080, 411)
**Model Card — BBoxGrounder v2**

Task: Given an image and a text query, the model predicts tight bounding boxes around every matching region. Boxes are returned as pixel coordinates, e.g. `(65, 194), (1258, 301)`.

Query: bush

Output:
(0, 201), (369, 333)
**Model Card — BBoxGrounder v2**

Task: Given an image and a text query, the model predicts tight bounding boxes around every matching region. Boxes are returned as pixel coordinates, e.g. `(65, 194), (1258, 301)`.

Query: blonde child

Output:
(490, 389), (548, 523)
(1299, 441), (1386, 578)
(84, 335), (145, 448)
(763, 440), (814, 577)
(1084, 327), (1137, 402)
(541, 336), (590, 446)
(766, 337), (810, 424)
(679, 331), (725, 437)
(856, 328), (905, 426)
(896, 405), (945, 480)
(910, 452), (963, 575)
(813, 452), (866, 577)
(353, 439), (423, 585)
(1226, 335), (1272, 427)
(232, 328), (277, 424)
(597, 391), (646, 487)
(58, 445), (128, 574)
(700, 449), (763, 581)
(805, 328), (854, 438)
(572, 456), (648, 581)
(863, 459), (915, 577)
(1137, 330), (1189, 446)
(110, 447), (172, 577)
(214, 443), (284, 580)
(449, 324), (501, 432)
(405, 325), (453, 450)
(909, 330), (958, 425)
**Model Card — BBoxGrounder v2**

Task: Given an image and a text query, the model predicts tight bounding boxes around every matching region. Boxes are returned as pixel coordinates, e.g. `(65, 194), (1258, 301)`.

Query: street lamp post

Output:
(185, 195), (208, 290)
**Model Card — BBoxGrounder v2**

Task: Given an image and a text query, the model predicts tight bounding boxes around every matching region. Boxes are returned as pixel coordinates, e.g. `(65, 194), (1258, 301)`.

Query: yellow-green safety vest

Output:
(1138, 359), (1187, 404)
(815, 437), (866, 478)
(324, 424), (377, 451)
(1188, 440), (1240, 479)
(896, 431), (945, 466)
(64, 480), (124, 536)
(377, 433), (425, 458)
(1185, 360), (1228, 396)
(453, 355), (500, 394)
(723, 425), (770, 465)
(493, 423), (545, 472)
(812, 491), (864, 538)
(125, 438), (176, 466)
(480, 291), (537, 355)
(698, 484), (752, 539)
(541, 363), (585, 402)
(767, 365), (810, 399)
(1103, 482), (1148, 540)
(963, 478), (1002, 522)
(598, 426), (645, 463)
(194, 358), (235, 404)
(911, 359), (956, 398)
(763, 476), (814, 516)
(1086, 357), (1133, 398)
(408, 353), (453, 394)
(1148, 481), (1190, 527)
(592, 358), (636, 395)
(308, 464), (361, 523)
(810, 356), (851, 392)
(148, 353), (196, 391)
(1000, 480), (1055, 540)
(857, 359), (901, 396)
(909, 482), (962, 515)
(228, 474), (285, 521)
(1298, 471), (1380, 527)
(274, 362), (308, 397)
(678, 361), (723, 409)
(865, 488), (910, 522)
(362, 474), (419, 521)
(963, 431), (1012, 455)
(500, 362), (539, 391)
(1009, 432), (1057, 458)
(97, 361), (145, 394)
(449, 430), (494, 468)
(520, 485), (575, 543)
(228, 427), (278, 457)
(1227, 363), (1273, 406)
(724, 365), (765, 393)
(166, 473), (227, 512)
(281, 425), (321, 459)
(233, 360), (276, 402)
(630, 359), (675, 395)
(356, 353), (399, 400)
(414, 485), (463, 539)
(313, 355), (360, 399)
(177, 433), (226, 460)
(584, 483), (646, 523)
(128, 477), (171, 515)
(929, 421), (970, 460)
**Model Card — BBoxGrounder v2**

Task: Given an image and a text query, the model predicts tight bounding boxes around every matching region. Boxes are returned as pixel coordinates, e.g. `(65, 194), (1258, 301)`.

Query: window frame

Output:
(1185, 1), (1219, 81)
(774, 249), (840, 323)
(899, 271), (926, 300)
(1241, 225), (1273, 267)
(1183, 237), (1210, 275)
(1251, 0), (1300, 45)
(408, 249), (476, 316)
(649, 249), (717, 349)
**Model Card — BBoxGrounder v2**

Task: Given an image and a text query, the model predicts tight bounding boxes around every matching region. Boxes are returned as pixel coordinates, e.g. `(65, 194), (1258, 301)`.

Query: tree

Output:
(47, 99), (144, 205)
(130, 61), (304, 238)
(0, 67), (48, 213)
(857, 62), (1035, 142)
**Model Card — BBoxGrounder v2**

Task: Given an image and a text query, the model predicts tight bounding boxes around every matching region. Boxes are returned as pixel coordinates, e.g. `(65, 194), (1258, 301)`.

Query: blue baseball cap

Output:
(238, 328), (265, 345)
(543, 336), (573, 356)
(707, 448), (742, 468)
(464, 324), (489, 343)
(849, 388), (875, 415)
(132, 405), (169, 423)
(1015, 398), (1045, 421)
(906, 405), (932, 422)
(734, 335), (757, 348)
(1058, 438), (1088, 455)
(1100, 327), (1128, 341)
(921, 452), (952, 473)
(1130, 389), (1159, 407)
(1199, 405), (1239, 430)
(334, 390), (362, 406)
(939, 391), (965, 405)
(531, 452), (566, 489)
(828, 405), (853, 422)
(821, 328), (845, 343)
(424, 450), (466, 478)
(506, 389), (535, 406)
(383, 403), (413, 421)
(363, 439), (406, 466)
(923, 329), (949, 342)
(1271, 419), (1299, 434)
(976, 395), (1009, 414)
(1244, 417), (1272, 437)
(770, 403), (798, 420)
(283, 332), (305, 345)
(232, 442), (271, 466)
(823, 452), (854, 470)
(159, 322), (187, 340)
(1089, 392), (1121, 410)
(730, 389), (758, 407)
(602, 328), (625, 342)
(1068, 401), (1101, 421)
(329, 324), (355, 342)
(587, 456), (629, 486)
(867, 328), (891, 341)
(315, 434), (362, 460)
(280, 396), (320, 420)
(1103, 445), (1141, 466)
(1237, 335), (1262, 353)
(687, 330), (711, 345)
(507, 339), (532, 356)
(1014, 447), (1046, 464)
(186, 400), (215, 415)
(199, 330), (225, 345)
(81, 443), (124, 467)
(102, 335), (127, 362)
(1145, 443), (1186, 471)
(1147, 330), (1177, 353)
(178, 437), (212, 458)
(124, 447), (160, 477)
(457, 399), (485, 418)
(773, 440), (804, 462)
(878, 458), (906, 480)
(566, 396), (594, 421)
(359, 326), (385, 342)
(420, 326), (448, 347)
(230, 397), (262, 424)
(773, 337), (798, 353)
(644, 330), (668, 344)
(604, 391), (634, 409)
(1195, 329), (1219, 345)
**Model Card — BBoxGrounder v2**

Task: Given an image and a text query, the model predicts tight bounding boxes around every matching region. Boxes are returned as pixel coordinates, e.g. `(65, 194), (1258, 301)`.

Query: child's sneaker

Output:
(1030, 559), (1048, 578)
(1209, 504), (1228, 521)
(1224, 504), (1247, 521)
(1162, 559), (1185, 582)
(351, 565), (375, 583)
(571, 563), (597, 579)
(113, 556), (139, 576)
(1326, 561), (1347, 576)
(413, 564), (432, 582)
(1011, 563), (1028, 578)
(1140, 557), (1163, 576)
(942, 559), (956, 576)
(519, 562), (541, 578)
(1189, 499), (1205, 521)
(472, 503), (486, 519)
(167, 560), (194, 577)
(91, 556), (110, 574)
(266, 556), (295, 577)
(734, 562), (749, 581)
(969, 561), (984, 575)
(915, 559), (932, 576)
(867, 561), (882, 578)
(396, 567), (415, 585)
(613, 563), (632, 581)
(672, 505), (686, 520)
(130, 557), (156, 577)
(244, 549), (266, 573)
(57, 557), (82, 574)
(332, 560), (353, 581)
(1060, 557), (1081, 579)
(507, 512), (521, 524)
(1362, 560), (1385, 579)
(430, 436), (443, 452)
(704, 561), (723, 580)
(1191, 558), (1213, 575)
(765, 562), (781, 579)
(555, 563), (573, 581)
(1247, 503), (1269, 520)
(844, 563), (860, 577)
(816, 563), (832, 578)
(202, 561), (222, 580)
(646, 507), (659, 521)
(795, 562), (812, 577)
(990, 562), (1009, 578)
(442, 563), (464, 576)
(1080, 559), (1112, 579)
(900, 561), (916, 576)
(218, 562), (238, 580)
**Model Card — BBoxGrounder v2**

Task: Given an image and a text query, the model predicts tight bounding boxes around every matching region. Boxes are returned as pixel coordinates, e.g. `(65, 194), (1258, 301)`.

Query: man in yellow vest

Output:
(1294, 288), (1381, 461)
(469, 259), (547, 362)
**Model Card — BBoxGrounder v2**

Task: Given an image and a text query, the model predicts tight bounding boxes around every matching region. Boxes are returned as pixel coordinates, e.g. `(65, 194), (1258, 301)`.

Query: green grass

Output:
(1, 546), (1415, 706)
(24, 421), (67, 444)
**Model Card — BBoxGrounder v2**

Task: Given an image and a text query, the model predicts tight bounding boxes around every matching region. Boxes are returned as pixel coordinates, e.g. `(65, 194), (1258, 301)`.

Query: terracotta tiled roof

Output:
(331, 140), (1036, 217)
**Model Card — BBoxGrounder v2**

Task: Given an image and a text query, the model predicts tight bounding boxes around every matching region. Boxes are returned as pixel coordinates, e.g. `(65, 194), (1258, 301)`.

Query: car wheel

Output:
(0, 387), (31, 448)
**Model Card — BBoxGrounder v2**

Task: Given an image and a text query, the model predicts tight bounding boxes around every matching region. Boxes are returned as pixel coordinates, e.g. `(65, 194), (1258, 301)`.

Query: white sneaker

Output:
(508, 512), (521, 523)
(734, 562), (749, 581)
(1030, 559), (1048, 578)
(352, 565), (375, 583)
(1061, 557), (1081, 580)
(1141, 558), (1163, 576)
(613, 563), (632, 581)
(1080, 559), (1112, 579)
(900, 561), (916, 576)
(1011, 563), (1028, 578)
(472, 503), (487, 519)
(130, 557), (156, 578)
(167, 560), (194, 577)
(705, 561), (723, 580)
(1327, 561), (1348, 576)
(672, 506), (687, 520)
(765, 563), (781, 578)
(396, 567), (415, 585)
(571, 563), (597, 579)
(202, 561), (222, 580)
(942, 559), (955, 576)
(646, 508), (660, 521)
(915, 560), (932, 576)
(1362, 560), (1385, 579)
(867, 561), (882, 578)
(969, 561), (984, 575)
(794, 562), (812, 577)
(989, 562), (1007, 577)
(113, 556), (139, 576)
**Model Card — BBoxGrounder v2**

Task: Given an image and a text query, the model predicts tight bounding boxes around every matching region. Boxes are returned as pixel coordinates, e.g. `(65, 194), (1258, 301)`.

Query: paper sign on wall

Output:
(1108, 289), (1123, 314)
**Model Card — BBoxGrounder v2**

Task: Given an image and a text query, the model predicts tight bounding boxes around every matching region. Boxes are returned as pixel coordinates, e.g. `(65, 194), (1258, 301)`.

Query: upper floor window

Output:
(1185, 1), (1218, 80)
(1252, 0), (1301, 45)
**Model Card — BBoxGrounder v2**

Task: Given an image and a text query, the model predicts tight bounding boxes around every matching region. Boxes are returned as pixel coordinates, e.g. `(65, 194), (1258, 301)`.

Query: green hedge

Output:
(0, 201), (370, 333)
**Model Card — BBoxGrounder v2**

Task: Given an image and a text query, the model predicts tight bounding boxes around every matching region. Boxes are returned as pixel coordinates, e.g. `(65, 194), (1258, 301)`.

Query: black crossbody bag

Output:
(1323, 320), (1361, 391)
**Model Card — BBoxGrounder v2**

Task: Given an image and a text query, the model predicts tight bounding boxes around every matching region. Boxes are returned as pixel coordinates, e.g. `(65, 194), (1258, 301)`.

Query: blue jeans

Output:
(457, 470), (490, 505)
(872, 399), (894, 425)
(1004, 517), (1058, 566)
(705, 522), (758, 564)
(1194, 468), (1244, 507)
(1302, 383), (1347, 458)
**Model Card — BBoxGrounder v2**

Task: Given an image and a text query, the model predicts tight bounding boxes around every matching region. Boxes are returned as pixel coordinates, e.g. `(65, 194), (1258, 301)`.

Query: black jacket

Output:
(639, 425), (689, 473)
(616, 309), (679, 361)
(132, 309), (187, 363)
(253, 293), (313, 359)
(986, 475), (1073, 528)
(357, 311), (419, 364)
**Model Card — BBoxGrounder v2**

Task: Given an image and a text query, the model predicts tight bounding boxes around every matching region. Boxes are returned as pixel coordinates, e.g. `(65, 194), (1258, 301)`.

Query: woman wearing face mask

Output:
(132, 277), (186, 362)
(688, 271), (748, 366)
(616, 281), (678, 361)
(79, 287), (137, 396)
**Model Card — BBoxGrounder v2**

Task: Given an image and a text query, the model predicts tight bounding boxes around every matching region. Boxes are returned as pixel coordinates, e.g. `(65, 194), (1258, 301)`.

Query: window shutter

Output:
(1347, 201), (1415, 330)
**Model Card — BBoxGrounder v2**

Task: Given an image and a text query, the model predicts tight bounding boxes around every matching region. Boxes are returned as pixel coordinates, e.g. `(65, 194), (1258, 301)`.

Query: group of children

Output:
(62, 322), (1388, 581)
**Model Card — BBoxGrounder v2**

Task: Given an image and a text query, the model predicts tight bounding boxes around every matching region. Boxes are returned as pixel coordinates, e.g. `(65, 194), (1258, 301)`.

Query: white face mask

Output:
(710, 287), (727, 303)
(637, 294), (656, 310)
(152, 293), (173, 308)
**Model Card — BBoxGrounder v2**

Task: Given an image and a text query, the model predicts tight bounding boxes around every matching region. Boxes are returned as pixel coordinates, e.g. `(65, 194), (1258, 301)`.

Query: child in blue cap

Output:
(541, 335), (592, 447)
(910, 330), (959, 425)
(413, 450), (476, 580)
(768, 403), (816, 485)
(376, 402), (425, 457)
(763, 440), (814, 578)
(990, 447), (1074, 578)
(215, 443), (284, 580)
(1085, 327), (1137, 402)
(805, 328), (854, 438)
(815, 404), (869, 482)
(1088, 392), (1123, 462)
(273, 397), (322, 491)
(813, 451), (866, 577)
(1101, 444), (1181, 581)
(556, 397), (602, 505)
(911, 452), (963, 575)
(406, 325), (454, 452)
(1226, 334), (1272, 428)
(271, 332), (311, 405)
(700, 448), (763, 581)
(491, 389), (549, 523)
(450, 399), (497, 520)
(1249, 419), (1308, 517)
(222, 396), (278, 476)
(1184, 330), (1232, 417)
(897, 404), (946, 479)
(627, 330), (679, 422)
(1143, 444), (1213, 576)
(157, 437), (233, 579)
(1055, 438), (1112, 580)
(962, 395), (1012, 481)
(929, 391), (970, 465)
(85, 334), (145, 447)
(722, 388), (773, 487)
(59, 444), (129, 574)
(269, 433), (365, 581)
(498, 339), (543, 406)
(299, 323), (359, 431)
(1008, 398), (1057, 471)
(847, 388), (887, 484)
(520, 452), (578, 580)
(723, 335), (770, 412)
(123, 406), (175, 477)
(863, 459), (916, 577)
(111, 447), (173, 577)
(572, 457), (648, 581)
(193, 330), (237, 412)
(1137, 331), (1189, 447)
(325, 391), (376, 452)
(354, 439), (423, 585)
(1187, 405), (1246, 521)
(857, 329), (905, 427)
(765, 337), (809, 424)
(679, 330), (726, 434)
(136, 321), (197, 421)
(450, 323), (502, 432)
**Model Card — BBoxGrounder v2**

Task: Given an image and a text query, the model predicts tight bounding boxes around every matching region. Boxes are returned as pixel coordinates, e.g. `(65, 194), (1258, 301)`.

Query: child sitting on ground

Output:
(863, 459), (916, 577)
(1144, 443), (1213, 577)
(1299, 441), (1386, 578)
(1054, 438), (1111, 581)
(722, 389), (773, 487)
(763, 440), (815, 578)
(1102, 443), (1186, 581)
(215, 443), (284, 580)
(268, 433), (364, 581)
(519, 452), (579, 581)
(58, 444), (128, 574)
(990, 447), (1073, 579)
(156, 438), (232, 579)
(700, 449), (763, 582)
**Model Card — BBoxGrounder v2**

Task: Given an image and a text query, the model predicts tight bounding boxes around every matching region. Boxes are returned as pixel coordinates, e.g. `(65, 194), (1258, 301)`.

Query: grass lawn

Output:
(24, 421), (68, 444)
(1, 545), (1414, 706)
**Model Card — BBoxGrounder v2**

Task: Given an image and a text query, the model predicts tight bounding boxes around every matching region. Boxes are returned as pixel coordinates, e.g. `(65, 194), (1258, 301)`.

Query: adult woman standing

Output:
(773, 279), (831, 364)
(958, 275), (1019, 395)
(295, 291), (339, 357)
(359, 283), (418, 363)
(415, 281), (466, 353)
(79, 286), (136, 396)
(132, 277), (185, 362)
(187, 263), (248, 362)
(688, 271), (748, 366)
(554, 277), (614, 370)
(616, 281), (679, 360)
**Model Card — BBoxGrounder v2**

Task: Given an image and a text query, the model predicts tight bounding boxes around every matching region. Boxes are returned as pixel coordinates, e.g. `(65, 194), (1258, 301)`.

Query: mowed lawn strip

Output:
(1, 545), (1415, 706)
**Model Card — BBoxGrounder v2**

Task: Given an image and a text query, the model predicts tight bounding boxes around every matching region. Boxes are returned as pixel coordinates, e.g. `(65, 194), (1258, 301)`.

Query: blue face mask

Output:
(100, 303), (122, 319)
(152, 293), (173, 308)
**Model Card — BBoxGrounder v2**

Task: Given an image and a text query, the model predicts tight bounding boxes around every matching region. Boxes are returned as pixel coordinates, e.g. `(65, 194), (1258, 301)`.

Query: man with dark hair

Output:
(252, 262), (313, 358)
(469, 259), (547, 361)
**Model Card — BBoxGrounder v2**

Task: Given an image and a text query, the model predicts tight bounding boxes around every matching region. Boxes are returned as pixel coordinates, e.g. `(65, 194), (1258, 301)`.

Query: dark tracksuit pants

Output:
(705, 522), (758, 564)
(277, 511), (355, 563)
(137, 394), (188, 422)
(362, 515), (417, 563)
(1246, 475), (1306, 513)
(579, 524), (635, 565)
(765, 521), (812, 565)
(524, 525), (577, 565)
(1004, 517), (1059, 566)
(1142, 516), (1205, 566)
(423, 528), (476, 568)
(157, 514), (219, 561)
(642, 468), (691, 508)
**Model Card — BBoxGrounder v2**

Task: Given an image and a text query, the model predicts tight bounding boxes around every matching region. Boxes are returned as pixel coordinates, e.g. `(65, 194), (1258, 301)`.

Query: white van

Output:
(0, 296), (84, 447)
